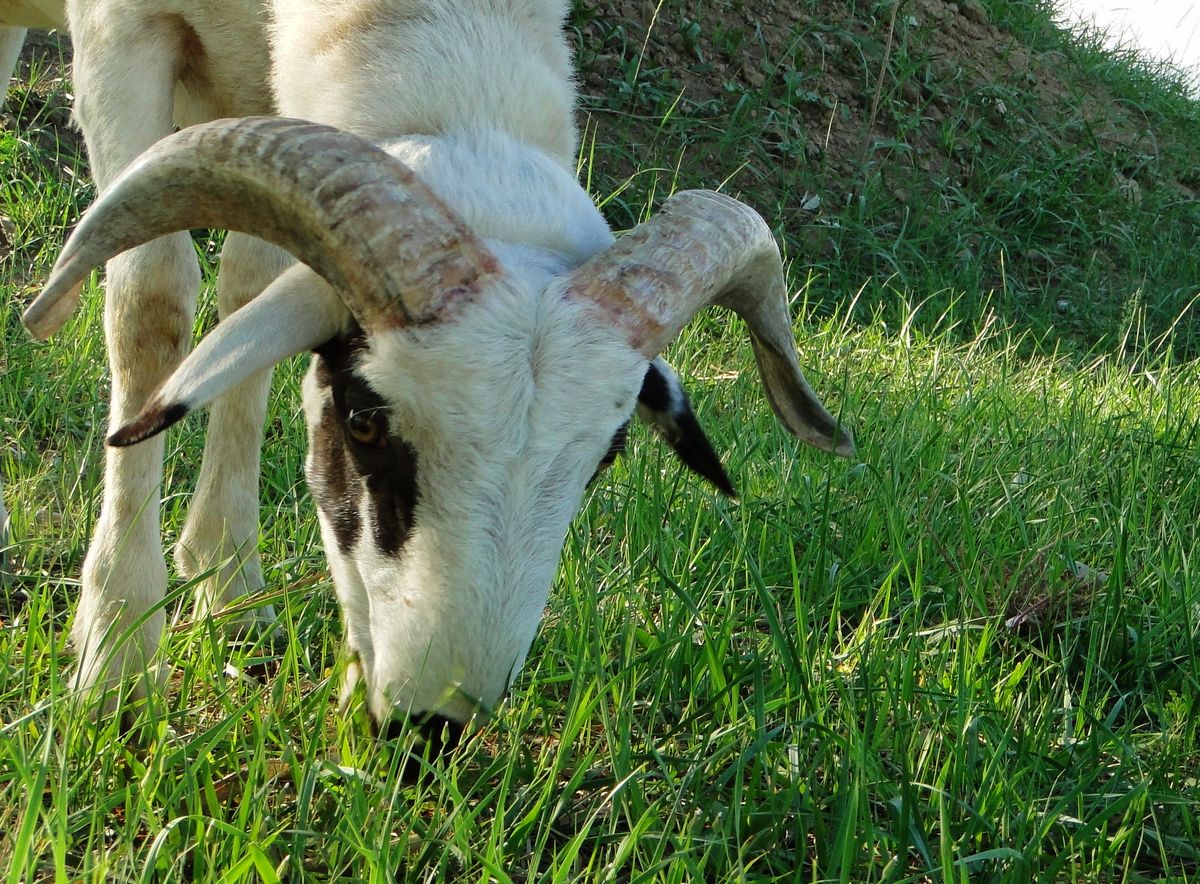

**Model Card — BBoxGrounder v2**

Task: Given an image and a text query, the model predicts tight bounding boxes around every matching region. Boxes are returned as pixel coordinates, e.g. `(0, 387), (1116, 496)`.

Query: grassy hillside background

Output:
(575, 0), (1200, 357)
(1, 0), (1199, 880)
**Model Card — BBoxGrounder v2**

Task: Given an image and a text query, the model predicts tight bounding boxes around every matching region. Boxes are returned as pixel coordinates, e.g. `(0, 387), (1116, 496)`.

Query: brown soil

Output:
(4, 28), (76, 154)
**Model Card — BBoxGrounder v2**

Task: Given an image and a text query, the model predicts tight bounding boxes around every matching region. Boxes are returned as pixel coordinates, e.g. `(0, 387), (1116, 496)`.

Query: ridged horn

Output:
(566, 190), (854, 457)
(23, 116), (502, 341)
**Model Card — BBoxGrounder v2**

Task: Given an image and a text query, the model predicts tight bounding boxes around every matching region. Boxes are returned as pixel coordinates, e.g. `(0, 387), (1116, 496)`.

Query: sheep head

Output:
(25, 118), (853, 752)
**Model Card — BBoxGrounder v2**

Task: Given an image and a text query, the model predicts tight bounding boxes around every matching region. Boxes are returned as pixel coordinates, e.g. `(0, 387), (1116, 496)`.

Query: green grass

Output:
(3, 1), (1200, 880)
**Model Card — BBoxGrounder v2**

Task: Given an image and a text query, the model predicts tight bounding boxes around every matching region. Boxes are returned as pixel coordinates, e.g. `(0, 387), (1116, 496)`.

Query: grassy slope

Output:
(2, 1), (1199, 880)
(576, 0), (1200, 359)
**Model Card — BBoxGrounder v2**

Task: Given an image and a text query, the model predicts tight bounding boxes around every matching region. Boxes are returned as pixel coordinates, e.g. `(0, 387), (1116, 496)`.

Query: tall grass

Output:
(2, 1), (1199, 880)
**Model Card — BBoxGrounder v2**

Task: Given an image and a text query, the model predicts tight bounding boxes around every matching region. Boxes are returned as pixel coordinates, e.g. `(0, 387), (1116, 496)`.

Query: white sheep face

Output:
(301, 270), (645, 737)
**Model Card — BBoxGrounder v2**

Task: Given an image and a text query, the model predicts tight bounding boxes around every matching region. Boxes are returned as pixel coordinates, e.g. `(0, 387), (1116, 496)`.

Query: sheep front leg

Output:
(0, 26), (27, 105)
(67, 8), (195, 705)
(176, 234), (293, 625)
(73, 239), (198, 704)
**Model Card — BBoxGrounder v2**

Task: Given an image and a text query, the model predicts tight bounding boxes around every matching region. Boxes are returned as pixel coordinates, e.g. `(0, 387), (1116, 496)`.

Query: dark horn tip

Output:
(712, 467), (738, 498)
(108, 401), (189, 447)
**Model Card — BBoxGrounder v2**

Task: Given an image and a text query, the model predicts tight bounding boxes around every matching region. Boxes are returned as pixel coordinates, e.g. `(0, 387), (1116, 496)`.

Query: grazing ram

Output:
(24, 0), (854, 753)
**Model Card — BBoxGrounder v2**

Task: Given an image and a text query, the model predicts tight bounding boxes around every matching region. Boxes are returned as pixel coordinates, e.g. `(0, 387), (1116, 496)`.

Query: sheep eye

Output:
(347, 410), (386, 448)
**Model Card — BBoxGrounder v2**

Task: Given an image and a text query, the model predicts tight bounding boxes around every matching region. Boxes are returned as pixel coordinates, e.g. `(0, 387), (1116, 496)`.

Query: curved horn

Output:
(566, 190), (854, 457)
(108, 264), (344, 446)
(23, 117), (502, 341)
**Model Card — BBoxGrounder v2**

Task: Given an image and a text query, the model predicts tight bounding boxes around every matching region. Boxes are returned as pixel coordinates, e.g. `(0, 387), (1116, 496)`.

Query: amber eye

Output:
(347, 410), (386, 447)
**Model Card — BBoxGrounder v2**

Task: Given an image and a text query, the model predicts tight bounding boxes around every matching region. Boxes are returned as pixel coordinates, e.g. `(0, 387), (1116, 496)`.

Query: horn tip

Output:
(832, 429), (856, 459)
(23, 278), (85, 341)
(108, 401), (189, 447)
(21, 314), (55, 342)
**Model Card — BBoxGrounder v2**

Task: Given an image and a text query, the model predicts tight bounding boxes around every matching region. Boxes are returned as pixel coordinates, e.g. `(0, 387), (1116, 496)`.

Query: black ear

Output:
(636, 358), (736, 497)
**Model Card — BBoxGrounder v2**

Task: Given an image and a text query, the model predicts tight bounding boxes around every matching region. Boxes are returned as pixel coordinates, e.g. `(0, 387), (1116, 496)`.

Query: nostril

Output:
(380, 711), (466, 758)
(416, 713), (466, 755)
(380, 715), (408, 742)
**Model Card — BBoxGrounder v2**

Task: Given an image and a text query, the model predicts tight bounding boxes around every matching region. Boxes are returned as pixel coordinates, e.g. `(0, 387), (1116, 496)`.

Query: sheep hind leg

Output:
(176, 235), (294, 630)
(67, 11), (195, 710)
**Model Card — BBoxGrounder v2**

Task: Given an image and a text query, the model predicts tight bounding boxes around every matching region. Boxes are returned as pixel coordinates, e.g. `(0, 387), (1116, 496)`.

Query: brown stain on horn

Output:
(572, 267), (676, 355)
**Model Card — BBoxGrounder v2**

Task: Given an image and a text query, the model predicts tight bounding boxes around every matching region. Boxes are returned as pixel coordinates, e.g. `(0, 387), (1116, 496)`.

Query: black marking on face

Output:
(312, 397), (362, 552)
(363, 430), (419, 557)
(310, 330), (419, 556)
(637, 362), (736, 497)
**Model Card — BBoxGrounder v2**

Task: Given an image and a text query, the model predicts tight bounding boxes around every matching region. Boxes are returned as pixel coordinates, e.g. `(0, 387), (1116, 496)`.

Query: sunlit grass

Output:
(4, 271), (1197, 879)
(2, 2), (1200, 880)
